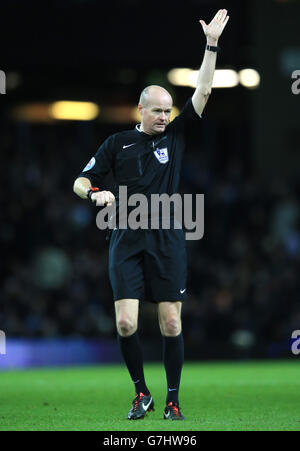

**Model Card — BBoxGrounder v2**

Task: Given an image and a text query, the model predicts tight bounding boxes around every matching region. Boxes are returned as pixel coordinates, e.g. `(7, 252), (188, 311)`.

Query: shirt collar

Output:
(135, 123), (151, 137)
(135, 124), (147, 134)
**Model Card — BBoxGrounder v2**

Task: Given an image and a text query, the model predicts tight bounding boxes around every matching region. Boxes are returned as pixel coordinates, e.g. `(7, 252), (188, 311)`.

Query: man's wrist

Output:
(206, 37), (218, 46)
(86, 187), (100, 201)
(206, 43), (220, 53)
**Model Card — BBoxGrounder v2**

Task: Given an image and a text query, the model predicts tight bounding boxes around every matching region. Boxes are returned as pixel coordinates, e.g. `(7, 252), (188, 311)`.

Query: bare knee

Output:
(117, 316), (137, 337)
(115, 299), (139, 337)
(160, 316), (181, 337)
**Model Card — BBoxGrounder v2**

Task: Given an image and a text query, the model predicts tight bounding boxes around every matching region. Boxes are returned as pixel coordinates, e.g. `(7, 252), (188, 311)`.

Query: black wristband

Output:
(206, 44), (220, 52)
(87, 187), (100, 201)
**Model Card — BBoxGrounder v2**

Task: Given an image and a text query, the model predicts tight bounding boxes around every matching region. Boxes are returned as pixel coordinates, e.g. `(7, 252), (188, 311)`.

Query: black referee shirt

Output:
(78, 98), (202, 218)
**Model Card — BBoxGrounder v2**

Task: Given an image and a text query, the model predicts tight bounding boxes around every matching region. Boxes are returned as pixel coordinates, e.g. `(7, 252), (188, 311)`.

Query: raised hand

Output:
(199, 9), (229, 45)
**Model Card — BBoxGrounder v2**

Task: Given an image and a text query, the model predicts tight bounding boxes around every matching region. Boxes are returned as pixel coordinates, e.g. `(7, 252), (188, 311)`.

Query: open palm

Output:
(200, 9), (229, 42)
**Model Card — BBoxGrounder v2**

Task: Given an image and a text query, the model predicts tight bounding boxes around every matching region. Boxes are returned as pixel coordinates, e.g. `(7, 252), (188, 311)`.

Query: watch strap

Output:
(87, 187), (100, 201)
(206, 44), (220, 52)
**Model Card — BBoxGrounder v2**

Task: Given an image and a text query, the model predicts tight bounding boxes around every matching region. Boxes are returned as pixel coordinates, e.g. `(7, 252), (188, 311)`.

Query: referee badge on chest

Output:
(154, 147), (169, 164)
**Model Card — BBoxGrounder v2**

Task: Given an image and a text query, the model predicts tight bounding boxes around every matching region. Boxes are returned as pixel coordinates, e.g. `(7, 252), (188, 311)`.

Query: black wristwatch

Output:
(206, 44), (220, 52)
(87, 187), (100, 202)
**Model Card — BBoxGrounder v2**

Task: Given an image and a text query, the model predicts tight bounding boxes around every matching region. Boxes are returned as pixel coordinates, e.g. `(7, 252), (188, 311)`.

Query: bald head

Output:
(138, 85), (173, 135)
(139, 85), (173, 108)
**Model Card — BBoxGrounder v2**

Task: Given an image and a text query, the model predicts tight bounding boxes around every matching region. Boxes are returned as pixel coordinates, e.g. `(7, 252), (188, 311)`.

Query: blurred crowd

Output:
(1, 114), (300, 360)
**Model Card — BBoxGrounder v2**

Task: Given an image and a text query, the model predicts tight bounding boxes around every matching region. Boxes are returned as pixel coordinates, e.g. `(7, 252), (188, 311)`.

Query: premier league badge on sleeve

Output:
(154, 148), (169, 164)
(82, 157), (96, 172)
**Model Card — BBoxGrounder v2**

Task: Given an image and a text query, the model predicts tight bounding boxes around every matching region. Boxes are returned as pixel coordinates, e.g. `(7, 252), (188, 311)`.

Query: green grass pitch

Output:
(0, 360), (300, 431)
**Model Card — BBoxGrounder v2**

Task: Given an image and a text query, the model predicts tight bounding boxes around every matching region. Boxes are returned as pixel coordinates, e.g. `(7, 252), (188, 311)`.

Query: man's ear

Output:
(137, 103), (143, 116)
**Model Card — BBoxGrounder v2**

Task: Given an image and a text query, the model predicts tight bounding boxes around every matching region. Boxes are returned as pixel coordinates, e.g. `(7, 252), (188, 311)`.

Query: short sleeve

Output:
(77, 135), (115, 187)
(168, 98), (202, 133)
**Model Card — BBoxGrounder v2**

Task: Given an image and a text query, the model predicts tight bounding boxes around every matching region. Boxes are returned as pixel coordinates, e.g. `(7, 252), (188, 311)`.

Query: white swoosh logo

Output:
(180, 289), (186, 294)
(123, 143), (136, 149)
(142, 397), (152, 411)
(164, 411), (171, 418)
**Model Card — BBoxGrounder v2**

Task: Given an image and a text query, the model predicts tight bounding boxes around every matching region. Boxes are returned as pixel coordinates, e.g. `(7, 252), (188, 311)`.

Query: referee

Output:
(74, 10), (229, 420)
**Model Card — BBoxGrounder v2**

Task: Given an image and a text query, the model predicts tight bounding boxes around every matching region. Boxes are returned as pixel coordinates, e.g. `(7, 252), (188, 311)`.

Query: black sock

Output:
(162, 333), (184, 406)
(118, 332), (150, 396)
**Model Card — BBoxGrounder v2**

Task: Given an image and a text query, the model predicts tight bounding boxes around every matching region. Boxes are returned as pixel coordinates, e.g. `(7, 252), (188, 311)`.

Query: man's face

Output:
(138, 93), (173, 135)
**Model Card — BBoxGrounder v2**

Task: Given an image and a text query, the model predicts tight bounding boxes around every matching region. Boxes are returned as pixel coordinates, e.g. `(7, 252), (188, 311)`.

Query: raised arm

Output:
(192, 9), (229, 117)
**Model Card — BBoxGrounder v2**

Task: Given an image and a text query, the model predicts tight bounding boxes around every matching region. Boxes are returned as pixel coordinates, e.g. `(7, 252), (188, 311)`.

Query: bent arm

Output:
(73, 177), (115, 206)
(192, 9), (229, 117)
(73, 177), (91, 199)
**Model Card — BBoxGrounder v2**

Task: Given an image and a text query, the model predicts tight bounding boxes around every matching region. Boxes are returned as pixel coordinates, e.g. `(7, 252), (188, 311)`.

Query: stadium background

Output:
(1, 0), (300, 368)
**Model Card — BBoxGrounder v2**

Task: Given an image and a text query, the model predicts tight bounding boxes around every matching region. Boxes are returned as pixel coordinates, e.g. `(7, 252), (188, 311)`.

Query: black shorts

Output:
(108, 228), (187, 303)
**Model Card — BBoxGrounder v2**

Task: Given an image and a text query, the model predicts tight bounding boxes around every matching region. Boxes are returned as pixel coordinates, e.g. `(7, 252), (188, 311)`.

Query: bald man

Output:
(74, 9), (229, 421)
